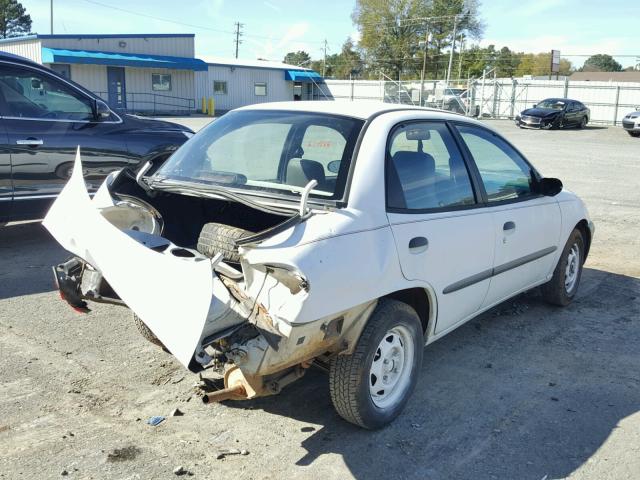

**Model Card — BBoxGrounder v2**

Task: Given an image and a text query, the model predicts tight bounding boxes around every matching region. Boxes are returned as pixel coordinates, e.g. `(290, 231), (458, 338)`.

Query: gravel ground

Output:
(0, 119), (638, 480)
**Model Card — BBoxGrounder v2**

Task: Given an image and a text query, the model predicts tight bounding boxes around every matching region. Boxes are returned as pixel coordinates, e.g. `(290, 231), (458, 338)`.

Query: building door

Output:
(107, 67), (126, 110)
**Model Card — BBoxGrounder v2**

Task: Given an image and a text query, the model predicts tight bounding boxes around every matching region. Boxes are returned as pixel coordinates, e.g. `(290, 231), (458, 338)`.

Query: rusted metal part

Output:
(201, 383), (246, 403)
(219, 274), (282, 337)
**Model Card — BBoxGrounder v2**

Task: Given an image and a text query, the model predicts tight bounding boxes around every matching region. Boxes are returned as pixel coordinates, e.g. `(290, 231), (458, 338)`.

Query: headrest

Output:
(286, 158), (326, 189)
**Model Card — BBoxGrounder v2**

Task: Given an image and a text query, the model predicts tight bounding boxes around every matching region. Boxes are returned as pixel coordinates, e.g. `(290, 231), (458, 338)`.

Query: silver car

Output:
(622, 108), (640, 137)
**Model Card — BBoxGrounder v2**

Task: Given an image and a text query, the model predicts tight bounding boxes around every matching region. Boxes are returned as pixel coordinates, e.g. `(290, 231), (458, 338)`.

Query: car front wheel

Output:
(542, 228), (585, 306)
(329, 299), (423, 429)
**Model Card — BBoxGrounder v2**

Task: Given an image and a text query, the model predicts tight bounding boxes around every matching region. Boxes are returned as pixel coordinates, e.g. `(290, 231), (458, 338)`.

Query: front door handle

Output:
(16, 138), (44, 146)
(408, 236), (429, 254)
(503, 221), (516, 232)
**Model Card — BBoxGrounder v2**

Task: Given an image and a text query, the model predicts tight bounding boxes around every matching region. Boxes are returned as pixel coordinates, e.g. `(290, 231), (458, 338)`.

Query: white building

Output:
(196, 57), (323, 112)
(0, 33), (323, 114)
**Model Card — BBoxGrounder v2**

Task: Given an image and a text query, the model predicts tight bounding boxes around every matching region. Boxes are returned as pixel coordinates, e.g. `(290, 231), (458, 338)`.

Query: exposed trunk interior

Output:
(110, 170), (290, 248)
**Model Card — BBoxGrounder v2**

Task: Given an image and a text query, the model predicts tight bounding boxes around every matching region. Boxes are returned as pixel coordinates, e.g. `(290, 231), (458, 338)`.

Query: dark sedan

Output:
(515, 98), (590, 130)
(0, 52), (194, 225)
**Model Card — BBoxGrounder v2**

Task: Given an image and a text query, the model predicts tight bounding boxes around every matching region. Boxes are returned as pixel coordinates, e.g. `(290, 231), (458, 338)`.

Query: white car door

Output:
(454, 124), (561, 308)
(385, 121), (495, 336)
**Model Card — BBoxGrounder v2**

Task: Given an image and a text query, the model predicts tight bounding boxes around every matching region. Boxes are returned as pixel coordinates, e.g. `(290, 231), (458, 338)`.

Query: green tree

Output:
(283, 50), (311, 67)
(0, 0), (32, 39)
(331, 39), (364, 79)
(352, 0), (483, 78)
(581, 54), (622, 72)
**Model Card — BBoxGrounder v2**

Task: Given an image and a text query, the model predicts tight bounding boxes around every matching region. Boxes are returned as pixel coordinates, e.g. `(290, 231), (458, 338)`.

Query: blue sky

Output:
(21, 0), (640, 68)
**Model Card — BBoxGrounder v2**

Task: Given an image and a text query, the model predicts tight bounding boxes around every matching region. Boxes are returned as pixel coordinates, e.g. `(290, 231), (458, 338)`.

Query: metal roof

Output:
(0, 33), (194, 44)
(41, 47), (208, 71)
(201, 55), (312, 71)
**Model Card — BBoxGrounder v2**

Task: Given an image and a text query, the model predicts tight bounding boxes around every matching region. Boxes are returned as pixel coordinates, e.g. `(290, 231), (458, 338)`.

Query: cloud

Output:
(275, 22), (310, 49)
(350, 31), (361, 45)
(263, 1), (280, 12)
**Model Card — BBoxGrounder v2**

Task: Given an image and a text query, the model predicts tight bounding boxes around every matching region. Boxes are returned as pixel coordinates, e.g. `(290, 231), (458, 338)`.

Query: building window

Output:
(213, 80), (227, 95)
(254, 82), (267, 96)
(152, 74), (172, 91)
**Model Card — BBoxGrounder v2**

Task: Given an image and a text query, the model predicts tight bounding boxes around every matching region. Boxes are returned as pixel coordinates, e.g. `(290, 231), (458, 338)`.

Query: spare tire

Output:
(197, 222), (253, 264)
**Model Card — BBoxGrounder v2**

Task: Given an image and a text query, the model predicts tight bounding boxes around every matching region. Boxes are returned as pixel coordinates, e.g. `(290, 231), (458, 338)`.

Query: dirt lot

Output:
(0, 119), (638, 480)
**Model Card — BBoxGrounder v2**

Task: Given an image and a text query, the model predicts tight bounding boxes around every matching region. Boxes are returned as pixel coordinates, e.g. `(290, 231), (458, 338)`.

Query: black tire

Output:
(133, 313), (164, 348)
(628, 131), (640, 137)
(197, 223), (253, 264)
(541, 229), (585, 306)
(578, 116), (588, 129)
(329, 299), (424, 429)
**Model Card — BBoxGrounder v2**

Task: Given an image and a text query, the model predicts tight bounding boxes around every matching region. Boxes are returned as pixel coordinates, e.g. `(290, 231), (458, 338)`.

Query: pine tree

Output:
(0, 0), (32, 39)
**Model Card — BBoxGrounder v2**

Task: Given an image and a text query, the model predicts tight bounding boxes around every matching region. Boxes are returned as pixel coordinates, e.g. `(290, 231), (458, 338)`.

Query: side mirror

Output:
(94, 100), (111, 120)
(31, 79), (42, 89)
(327, 160), (341, 174)
(538, 177), (563, 196)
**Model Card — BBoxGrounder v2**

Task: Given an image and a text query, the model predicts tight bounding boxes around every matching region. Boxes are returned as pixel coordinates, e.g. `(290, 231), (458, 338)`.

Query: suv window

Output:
(386, 122), (476, 211)
(0, 65), (93, 120)
(457, 124), (535, 202)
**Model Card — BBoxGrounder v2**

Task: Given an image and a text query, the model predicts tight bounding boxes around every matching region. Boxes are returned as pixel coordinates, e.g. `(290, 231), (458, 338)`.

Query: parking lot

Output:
(0, 119), (638, 479)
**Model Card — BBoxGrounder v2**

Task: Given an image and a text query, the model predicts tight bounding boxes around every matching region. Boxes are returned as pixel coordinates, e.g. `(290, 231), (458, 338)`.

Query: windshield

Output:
(536, 99), (565, 110)
(154, 110), (364, 201)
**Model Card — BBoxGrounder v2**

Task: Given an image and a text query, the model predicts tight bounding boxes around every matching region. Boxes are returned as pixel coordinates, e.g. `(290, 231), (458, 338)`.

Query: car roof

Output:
(235, 100), (480, 123)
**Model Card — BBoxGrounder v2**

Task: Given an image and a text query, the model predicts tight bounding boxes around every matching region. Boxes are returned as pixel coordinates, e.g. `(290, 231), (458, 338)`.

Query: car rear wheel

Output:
(578, 116), (588, 129)
(541, 229), (585, 306)
(329, 299), (423, 429)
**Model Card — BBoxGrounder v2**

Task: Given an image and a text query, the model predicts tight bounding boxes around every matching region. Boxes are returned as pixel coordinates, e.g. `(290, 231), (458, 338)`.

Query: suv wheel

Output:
(329, 299), (423, 429)
(133, 313), (165, 348)
(542, 229), (585, 306)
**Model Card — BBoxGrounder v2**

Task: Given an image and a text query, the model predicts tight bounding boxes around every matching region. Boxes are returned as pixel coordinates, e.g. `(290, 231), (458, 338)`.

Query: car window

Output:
(157, 110), (364, 200)
(456, 124), (534, 202)
(0, 66), (93, 120)
(386, 122), (476, 211)
(300, 125), (346, 177)
(205, 122), (291, 182)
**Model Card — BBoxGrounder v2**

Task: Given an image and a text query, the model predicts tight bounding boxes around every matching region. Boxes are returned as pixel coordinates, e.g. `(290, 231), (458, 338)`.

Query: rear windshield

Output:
(154, 110), (364, 201)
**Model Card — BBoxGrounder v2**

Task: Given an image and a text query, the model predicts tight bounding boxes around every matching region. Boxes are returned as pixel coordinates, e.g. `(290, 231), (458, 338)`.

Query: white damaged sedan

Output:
(45, 101), (594, 429)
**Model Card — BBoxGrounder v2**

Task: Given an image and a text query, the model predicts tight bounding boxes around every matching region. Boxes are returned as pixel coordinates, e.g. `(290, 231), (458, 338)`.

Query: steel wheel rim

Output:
(369, 325), (414, 409)
(565, 243), (580, 293)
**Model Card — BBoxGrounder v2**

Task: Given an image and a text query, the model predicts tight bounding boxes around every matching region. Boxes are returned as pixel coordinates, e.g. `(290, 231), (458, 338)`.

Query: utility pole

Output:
(322, 39), (328, 77)
(233, 22), (244, 59)
(50, 0), (53, 34)
(457, 35), (465, 80)
(419, 28), (432, 106)
(445, 14), (458, 87)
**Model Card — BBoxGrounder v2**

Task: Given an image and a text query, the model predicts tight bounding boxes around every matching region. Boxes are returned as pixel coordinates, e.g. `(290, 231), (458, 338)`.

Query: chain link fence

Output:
(314, 78), (640, 125)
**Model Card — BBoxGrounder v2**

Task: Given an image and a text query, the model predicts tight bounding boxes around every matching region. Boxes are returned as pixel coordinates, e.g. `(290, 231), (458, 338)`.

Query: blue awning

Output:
(41, 47), (208, 71)
(284, 70), (323, 82)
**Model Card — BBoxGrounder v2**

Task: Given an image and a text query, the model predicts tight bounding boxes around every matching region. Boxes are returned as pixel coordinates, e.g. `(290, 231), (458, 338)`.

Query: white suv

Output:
(45, 101), (594, 429)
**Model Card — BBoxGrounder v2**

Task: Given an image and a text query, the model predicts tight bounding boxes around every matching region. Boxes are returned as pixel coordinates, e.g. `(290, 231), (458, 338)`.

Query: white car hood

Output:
(43, 151), (213, 368)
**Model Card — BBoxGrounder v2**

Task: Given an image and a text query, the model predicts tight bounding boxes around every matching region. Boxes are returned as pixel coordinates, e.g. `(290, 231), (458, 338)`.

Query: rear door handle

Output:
(408, 236), (429, 254)
(503, 221), (516, 231)
(16, 138), (44, 146)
